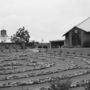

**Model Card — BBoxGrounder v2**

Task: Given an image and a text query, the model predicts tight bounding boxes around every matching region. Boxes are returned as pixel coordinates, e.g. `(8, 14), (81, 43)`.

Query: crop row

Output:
(0, 62), (55, 75)
(0, 69), (89, 88)
(0, 64), (83, 81)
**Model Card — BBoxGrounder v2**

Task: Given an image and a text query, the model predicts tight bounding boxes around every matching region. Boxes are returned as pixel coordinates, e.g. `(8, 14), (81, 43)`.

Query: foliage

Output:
(84, 81), (90, 90)
(50, 82), (70, 90)
(11, 26), (30, 43)
(40, 77), (71, 90)
(40, 87), (48, 90)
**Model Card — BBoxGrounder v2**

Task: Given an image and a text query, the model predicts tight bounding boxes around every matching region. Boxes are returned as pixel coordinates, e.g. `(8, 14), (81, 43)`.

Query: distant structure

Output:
(50, 40), (64, 48)
(37, 43), (50, 49)
(63, 17), (90, 47)
(0, 29), (8, 43)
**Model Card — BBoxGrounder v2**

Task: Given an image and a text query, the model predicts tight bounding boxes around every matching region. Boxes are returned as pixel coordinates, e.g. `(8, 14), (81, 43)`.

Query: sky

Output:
(0, 0), (90, 42)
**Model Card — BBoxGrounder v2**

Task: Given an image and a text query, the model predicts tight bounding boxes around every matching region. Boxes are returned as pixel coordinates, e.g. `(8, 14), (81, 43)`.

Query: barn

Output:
(63, 17), (90, 48)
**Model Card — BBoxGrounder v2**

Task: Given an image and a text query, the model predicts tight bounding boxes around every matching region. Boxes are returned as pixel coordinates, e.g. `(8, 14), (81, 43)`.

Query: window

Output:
(74, 30), (78, 33)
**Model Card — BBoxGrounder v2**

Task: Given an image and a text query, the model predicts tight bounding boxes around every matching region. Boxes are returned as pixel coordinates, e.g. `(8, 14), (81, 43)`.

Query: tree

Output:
(11, 26), (30, 43)
(11, 26), (30, 49)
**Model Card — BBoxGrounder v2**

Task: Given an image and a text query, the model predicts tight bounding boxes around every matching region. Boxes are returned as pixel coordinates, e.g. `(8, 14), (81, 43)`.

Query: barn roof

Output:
(63, 17), (90, 36)
(77, 17), (90, 32)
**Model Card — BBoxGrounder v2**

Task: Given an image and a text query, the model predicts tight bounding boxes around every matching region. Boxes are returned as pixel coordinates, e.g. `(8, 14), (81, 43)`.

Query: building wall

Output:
(80, 30), (84, 47)
(64, 28), (90, 47)
(83, 32), (90, 42)
(64, 30), (74, 47)
(69, 31), (72, 47)
(64, 34), (70, 47)
(82, 32), (90, 47)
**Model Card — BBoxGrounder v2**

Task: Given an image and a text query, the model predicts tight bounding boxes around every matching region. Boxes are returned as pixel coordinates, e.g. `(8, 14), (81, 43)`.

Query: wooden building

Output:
(50, 40), (64, 48)
(37, 43), (50, 49)
(63, 17), (90, 48)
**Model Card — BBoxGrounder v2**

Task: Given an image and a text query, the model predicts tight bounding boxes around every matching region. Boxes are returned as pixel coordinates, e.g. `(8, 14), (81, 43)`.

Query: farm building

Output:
(50, 40), (64, 48)
(37, 43), (50, 49)
(63, 17), (90, 48)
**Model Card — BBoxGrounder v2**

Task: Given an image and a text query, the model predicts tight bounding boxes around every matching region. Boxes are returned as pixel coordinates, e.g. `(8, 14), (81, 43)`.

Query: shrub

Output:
(67, 52), (70, 54)
(87, 54), (90, 56)
(40, 78), (71, 90)
(73, 52), (76, 55)
(84, 81), (90, 90)
(80, 53), (83, 56)
(48, 77), (71, 90)
(40, 87), (48, 90)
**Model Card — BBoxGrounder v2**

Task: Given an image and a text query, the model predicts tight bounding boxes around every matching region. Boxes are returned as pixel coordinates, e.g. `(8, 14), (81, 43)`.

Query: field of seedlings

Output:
(0, 48), (90, 90)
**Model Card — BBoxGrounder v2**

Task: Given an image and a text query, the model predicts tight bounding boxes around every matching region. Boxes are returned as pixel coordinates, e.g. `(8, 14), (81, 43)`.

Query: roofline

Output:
(62, 26), (87, 36)
(62, 26), (76, 36)
(50, 40), (64, 42)
(63, 17), (90, 36)
(76, 17), (90, 27)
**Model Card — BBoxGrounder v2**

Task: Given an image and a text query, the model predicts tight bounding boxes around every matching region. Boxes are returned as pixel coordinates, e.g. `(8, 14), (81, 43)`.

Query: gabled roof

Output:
(77, 17), (90, 32)
(63, 17), (90, 36)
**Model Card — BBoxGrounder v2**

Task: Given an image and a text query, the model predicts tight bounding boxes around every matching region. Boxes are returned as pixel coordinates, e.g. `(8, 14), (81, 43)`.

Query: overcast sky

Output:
(0, 0), (90, 42)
